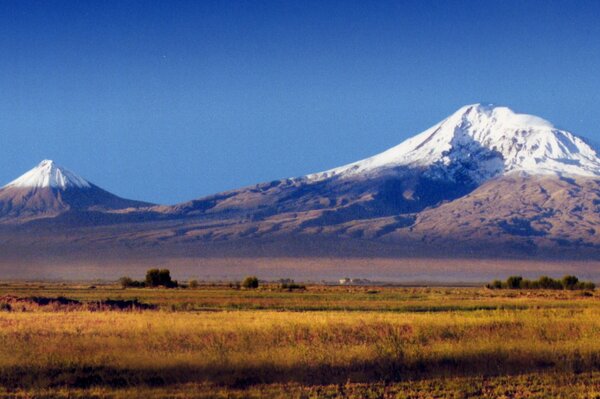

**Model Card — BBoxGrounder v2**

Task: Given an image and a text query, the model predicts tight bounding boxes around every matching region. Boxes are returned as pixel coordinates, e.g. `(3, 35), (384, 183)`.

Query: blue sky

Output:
(1, 0), (599, 204)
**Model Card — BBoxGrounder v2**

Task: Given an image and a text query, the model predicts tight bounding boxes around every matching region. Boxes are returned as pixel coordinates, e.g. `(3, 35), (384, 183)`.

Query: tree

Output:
(242, 276), (259, 289)
(119, 276), (134, 288)
(562, 275), (580, 290)
(158, 269), (172, 286)
(145, 269), (160, 287)
(145, 268), (177, 288)
(506, 276), (523, 289)
(538, 276), (560, 289)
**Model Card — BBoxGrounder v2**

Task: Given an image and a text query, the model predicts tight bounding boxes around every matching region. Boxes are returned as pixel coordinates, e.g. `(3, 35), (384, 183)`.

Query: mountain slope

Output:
(161, 104), (600, 227)
(0, 160), (152, 223)
(406, 175), (600, 250)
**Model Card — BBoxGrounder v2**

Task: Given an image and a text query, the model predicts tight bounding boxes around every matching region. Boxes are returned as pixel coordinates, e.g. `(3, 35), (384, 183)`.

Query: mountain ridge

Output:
(1, 104), (600, 270)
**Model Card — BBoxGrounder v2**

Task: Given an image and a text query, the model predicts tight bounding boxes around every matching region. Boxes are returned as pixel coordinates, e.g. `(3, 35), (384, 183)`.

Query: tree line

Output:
(487, 275), (595, 290)
(119, 270), (262, 290)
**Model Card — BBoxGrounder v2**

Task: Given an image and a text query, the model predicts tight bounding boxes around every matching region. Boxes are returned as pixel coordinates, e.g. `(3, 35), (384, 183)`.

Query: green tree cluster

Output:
(487, 275), (595, 290)
(119, 269), (179, 289)
(145, 269), (177, 288)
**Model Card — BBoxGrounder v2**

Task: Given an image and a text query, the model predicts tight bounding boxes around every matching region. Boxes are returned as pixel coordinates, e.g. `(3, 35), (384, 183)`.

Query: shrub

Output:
(486, 280), (503, 289)
(189, 280), (199, 288)
(538, 276), (562, 289)
(528, 280), (541, 289)
(119, 276), (145, 288)
(281, 281), (306, 291)
(242, 276), (259, 289)
(119, 276), (134, 288)
(521, 279), (532, 289)
(583, 281), (596, 290)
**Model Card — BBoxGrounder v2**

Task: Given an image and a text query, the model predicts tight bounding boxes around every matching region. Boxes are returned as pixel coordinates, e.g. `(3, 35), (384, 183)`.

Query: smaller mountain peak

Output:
(3, 160), (91, 190)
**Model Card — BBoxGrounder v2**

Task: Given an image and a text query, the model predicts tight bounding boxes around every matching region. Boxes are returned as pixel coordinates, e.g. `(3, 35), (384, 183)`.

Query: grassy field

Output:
(1, 283), (600, 398)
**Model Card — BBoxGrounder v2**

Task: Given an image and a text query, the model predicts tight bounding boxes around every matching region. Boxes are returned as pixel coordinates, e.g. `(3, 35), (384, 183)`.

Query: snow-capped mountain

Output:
(154, 104), (600, 256)
(0, 160), (152, 223)
(172, 104), (600, 222)
(2, 104), (600, 269)
(3, 160), (92, 190)
(307, 104), (600, 183)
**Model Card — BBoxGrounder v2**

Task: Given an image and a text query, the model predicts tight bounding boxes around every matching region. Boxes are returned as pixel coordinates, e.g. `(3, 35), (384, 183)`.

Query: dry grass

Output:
(0, 284), (599, 397)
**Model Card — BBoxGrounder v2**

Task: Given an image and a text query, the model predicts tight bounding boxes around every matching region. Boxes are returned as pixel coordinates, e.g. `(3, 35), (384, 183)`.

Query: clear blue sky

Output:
(1, 0), (599, 204)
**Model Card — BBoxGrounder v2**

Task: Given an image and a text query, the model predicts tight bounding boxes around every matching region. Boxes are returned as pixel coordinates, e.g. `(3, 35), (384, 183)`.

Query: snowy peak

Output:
(4, 160), (91, 190)
(451, 103), (554, 130)
(308, 104), (600, 183)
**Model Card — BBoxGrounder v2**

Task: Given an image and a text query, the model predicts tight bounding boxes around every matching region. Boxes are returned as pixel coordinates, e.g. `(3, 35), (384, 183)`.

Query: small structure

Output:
(339, 278), (371, 286)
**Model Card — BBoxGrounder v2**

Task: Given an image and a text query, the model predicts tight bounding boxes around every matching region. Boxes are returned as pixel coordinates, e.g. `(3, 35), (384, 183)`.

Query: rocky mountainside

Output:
(1, 104), (600, 266)
(153, 104), (600, 237)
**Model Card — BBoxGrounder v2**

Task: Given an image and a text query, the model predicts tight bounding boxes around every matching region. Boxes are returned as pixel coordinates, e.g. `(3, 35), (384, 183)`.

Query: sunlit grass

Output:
(0, 284), (599, 397)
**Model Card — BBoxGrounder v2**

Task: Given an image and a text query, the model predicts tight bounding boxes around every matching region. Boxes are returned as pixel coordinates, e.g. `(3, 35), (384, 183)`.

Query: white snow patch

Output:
(4, 160), (91, 190)
(306, 104), (600, 182)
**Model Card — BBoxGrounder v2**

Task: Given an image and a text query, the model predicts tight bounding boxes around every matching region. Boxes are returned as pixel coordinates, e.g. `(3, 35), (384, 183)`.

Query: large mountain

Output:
(158, 104), (600, 235)
(2, 104), (600, 280)
(0, 160), (152, 223)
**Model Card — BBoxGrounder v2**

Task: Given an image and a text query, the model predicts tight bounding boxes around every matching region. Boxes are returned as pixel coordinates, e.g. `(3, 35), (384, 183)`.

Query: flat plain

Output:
(1, 283), (600, 398)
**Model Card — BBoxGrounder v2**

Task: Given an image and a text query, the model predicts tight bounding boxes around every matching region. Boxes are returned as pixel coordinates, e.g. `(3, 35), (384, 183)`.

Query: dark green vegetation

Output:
(487, 274), (595, 290)
(241, 275), (259, 289)
(0, 282), (599, 398)
(119, 268), (178, 288)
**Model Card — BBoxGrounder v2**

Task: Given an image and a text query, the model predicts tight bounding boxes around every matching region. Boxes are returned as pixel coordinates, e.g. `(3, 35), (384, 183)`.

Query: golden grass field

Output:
(1, 283), (600, 398)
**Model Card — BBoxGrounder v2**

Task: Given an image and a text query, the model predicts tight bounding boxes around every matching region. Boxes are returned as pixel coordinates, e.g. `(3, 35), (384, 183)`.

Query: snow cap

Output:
(3, 160), (91, 190)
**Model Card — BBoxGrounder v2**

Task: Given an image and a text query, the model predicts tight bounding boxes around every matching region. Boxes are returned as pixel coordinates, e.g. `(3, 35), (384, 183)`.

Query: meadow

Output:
(1, 283), (600, 398)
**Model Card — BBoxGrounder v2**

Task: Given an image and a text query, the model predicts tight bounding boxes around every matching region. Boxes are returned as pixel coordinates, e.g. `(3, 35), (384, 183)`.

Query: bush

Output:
(538, 276), (561, 289)
(119, 276), (133, 288)
(119, 276), (145, 288)
(583, 281), (596, 290)
(242, 276), (259, 289)
(281, 281), (306, 291)
(189, 280), (199, 288)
